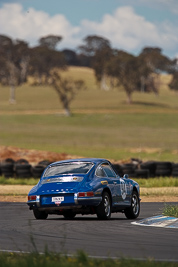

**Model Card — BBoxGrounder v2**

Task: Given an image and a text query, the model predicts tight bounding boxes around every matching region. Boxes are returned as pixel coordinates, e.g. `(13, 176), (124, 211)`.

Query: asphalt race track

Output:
(0, 202), (177, 261)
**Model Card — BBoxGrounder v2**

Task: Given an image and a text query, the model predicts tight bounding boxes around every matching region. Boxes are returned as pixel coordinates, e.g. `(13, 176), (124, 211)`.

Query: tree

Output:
(78, 35), (111, 56)
(106, 50), (143, 103)
(49, 70), (86, 116)
(0, 35), (30, 103)
(78, 35), (112, 89)
(29, 35), (86, 115)
(62, 49), (79, 66)
(139, 47), (173, 73)
(39, 35), (62, 50)
(106, 47), (173, 104)
(29, 35), (66, 85)
(138, 47), (175, 97)
(168, 58), (178, 92)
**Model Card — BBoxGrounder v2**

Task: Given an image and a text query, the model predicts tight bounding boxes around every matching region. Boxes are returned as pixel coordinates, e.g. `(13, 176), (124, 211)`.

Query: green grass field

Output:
(0, 67), (178, 162)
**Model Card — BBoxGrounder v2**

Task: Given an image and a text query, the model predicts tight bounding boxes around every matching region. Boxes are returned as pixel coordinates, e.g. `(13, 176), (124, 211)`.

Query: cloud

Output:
(0, 3), (80, 48)
(0, 3), (177, 58)
(80, 6), (178, 57)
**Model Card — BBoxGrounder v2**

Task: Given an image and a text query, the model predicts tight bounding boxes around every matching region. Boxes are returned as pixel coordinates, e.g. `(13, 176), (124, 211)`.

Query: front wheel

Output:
(96, 192), (111, 220)
(124, 191), (140, 219)
(33, 209), (48, 220)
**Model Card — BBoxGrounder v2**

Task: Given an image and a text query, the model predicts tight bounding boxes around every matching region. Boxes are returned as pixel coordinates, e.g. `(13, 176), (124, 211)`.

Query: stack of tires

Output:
(121, 163), (137, 177)
(0, 158), (15, 178)
(155, 161), (172, 177)
(14, 159), (32, 178)
(112, 161), (139, 178)
(0, 158), (51, 179)
(172, 163), (178, 177)
(135, 161), (157, 178)
(31, 160), (50, 178)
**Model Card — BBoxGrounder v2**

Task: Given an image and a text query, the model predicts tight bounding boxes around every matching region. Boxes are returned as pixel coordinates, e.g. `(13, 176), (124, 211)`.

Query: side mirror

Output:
(123, 174), (129, 179)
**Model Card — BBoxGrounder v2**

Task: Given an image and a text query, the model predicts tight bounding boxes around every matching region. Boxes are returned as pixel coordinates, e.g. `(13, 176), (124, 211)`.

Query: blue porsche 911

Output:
(27, 158), (140, 220)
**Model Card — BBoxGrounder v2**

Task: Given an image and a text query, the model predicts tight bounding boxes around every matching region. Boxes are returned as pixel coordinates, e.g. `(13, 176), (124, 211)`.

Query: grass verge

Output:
(163, 204), (178, 218)
(0, 250), (178, 267)
(134, 177), (178, 187)
(0, 176), (39, 185)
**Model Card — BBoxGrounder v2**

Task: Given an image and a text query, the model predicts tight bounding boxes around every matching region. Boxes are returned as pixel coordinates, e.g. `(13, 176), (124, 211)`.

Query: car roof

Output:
(49, 158), (109, 166)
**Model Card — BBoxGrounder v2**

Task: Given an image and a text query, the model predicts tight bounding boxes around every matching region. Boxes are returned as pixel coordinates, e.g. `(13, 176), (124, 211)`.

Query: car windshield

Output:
(43, 162), (94, 177)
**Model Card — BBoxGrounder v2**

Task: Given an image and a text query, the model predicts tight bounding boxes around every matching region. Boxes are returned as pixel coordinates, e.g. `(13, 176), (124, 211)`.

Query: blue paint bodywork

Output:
(27, 158), (140, 219)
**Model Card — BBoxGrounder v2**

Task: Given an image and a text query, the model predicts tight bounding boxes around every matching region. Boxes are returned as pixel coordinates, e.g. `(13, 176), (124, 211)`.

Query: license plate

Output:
(52, 196), (64, 202)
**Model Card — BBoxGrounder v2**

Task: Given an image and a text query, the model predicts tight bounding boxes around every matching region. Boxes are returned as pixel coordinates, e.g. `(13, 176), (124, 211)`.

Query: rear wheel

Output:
(96, 192), (111, 220)
(124, 191), (140, 219)
(33, 209), (48, 220)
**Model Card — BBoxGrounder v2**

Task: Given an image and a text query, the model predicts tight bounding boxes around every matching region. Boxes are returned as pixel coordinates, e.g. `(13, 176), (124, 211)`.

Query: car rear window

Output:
(43, 162), (94, 177)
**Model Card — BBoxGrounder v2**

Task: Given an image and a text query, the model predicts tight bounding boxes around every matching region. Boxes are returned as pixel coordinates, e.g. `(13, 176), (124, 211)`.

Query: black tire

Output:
(63, 210), (76, 219)
(4, 158), (15, 164)
(96, 192), (111, 220)
(135, 169), (149, 179)
(124, 191), (140, 219)
(38, 160), (51, 167)
(32, 165), (45, 178)
(16, 159), (29, 164)
(155, 161), (172, 177)
(1, 163), (14, 178)
(140, 161), (157, 177)
(15, 163), (32, 178)
(33, 209), (48, 220)
(171, 163), (178, 177)
(122, 163), (136, 178)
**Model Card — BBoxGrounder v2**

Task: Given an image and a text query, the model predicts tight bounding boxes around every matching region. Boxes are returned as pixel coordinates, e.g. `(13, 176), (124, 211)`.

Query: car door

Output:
(117, 177), (130, 205)
(100, 163), (120, 206)
(107, 164), (130, 206)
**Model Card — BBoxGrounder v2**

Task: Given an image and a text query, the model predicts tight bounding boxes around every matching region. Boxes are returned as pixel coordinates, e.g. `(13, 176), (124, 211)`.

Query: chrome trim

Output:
(77, 196), (102, 202)
(27, 195), (40, 206)
(27, 200), (36, 204)
(41, 176), (84, 184)
(95, 162), (117, 178)
(74, 193), (78, 204)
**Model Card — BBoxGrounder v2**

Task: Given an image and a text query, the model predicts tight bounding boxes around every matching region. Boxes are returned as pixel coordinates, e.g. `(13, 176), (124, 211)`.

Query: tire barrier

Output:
(31, 165), (45, 178)
(155, 161), (172, 177)
(172, 163), (178, 177)
(38, 160), (51, 167)
(113, 160), (177, 179)
(0, 158), (15, 178)
(0, 158), (178, 179)
(15, 163), (32, 178)
(140, 161), (157, 177)
(0, 162), (14, 178)
(121, 163), (137, 178)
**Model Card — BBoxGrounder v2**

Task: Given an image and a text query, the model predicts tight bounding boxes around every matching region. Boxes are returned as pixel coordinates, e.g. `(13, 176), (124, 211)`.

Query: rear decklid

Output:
(37, 174), (86, 195)
(36, 175), (86, 206)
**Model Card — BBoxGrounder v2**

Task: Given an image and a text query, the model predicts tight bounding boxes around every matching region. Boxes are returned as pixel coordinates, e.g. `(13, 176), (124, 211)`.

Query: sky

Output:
(0, 0), (178, 58)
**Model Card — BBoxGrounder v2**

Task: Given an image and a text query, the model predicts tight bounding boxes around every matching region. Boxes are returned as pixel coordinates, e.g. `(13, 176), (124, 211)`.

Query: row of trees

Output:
(0, 34), (178, 115)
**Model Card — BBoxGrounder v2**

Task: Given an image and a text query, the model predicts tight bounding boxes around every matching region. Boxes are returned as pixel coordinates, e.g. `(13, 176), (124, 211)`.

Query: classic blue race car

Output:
(27, 158), (140, 220)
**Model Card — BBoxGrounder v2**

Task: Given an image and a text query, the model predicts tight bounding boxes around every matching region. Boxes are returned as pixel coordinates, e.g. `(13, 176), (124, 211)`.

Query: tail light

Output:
(78, 191), (94, 197)
(28, 195), (37, 201)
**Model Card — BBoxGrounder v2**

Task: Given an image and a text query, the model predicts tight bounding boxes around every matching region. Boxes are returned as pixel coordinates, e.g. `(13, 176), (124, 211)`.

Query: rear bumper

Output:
(74, 193), (102, 205)
(27, 194), (102, 210)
